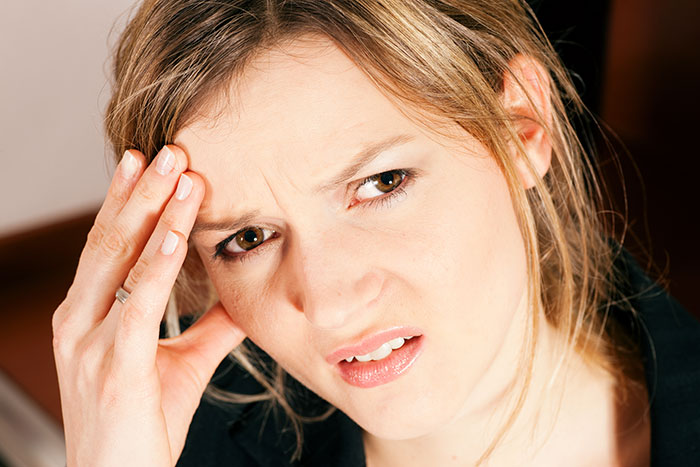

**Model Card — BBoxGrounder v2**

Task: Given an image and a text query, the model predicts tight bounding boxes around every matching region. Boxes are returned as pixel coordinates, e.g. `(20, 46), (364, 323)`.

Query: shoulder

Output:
(176, 357), (268, 466)
(176, 346), (366, 467)
(614, 249), (700, 465)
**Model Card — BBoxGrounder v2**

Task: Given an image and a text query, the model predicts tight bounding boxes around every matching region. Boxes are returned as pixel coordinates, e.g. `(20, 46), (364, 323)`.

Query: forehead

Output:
(174, 36), (444, 216)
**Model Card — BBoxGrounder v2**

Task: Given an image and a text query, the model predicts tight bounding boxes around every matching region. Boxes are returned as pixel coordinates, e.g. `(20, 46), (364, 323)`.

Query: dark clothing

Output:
(615, 256), (700, 465)
(176, 252), (700, 466)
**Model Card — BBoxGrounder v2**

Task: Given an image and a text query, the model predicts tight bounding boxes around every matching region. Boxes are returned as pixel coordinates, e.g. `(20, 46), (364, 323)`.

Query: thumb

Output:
(169, 301), (246, 385)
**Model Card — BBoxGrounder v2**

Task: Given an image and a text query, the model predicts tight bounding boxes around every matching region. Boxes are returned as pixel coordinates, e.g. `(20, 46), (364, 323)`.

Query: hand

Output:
(52, 146), (246, 466)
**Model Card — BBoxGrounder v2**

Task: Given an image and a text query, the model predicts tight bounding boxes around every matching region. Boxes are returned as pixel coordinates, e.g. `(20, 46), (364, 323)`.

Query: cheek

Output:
(344, 163), (528, 436)
(203, 264), (288, 345)
(411, 156), (528, 381)
(453, 178), (526, 309)
(204, 265), (321, 388)
(410, 156), (526, 308)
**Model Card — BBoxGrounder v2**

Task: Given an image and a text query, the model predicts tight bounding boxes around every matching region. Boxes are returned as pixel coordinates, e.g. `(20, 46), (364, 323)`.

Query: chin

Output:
(347, 393), (461, 440)
(325, 360), (470, 441)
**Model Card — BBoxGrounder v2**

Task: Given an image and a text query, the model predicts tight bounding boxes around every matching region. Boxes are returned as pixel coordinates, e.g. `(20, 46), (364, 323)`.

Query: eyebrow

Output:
(191, 133), (415, 236)
(191, 210), (261, 237)
(313, 133), (415, 193)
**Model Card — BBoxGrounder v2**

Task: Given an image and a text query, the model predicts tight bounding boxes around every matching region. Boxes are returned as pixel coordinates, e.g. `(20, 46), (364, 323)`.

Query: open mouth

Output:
(336, 334), (424, 388)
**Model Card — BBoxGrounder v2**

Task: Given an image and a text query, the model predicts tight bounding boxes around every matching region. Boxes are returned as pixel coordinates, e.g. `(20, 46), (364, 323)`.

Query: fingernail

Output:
(155, 146), (175, 176)
(175, 174), (193, 200)
(161, 231), (179, 256)
(120, 150), (139, 178)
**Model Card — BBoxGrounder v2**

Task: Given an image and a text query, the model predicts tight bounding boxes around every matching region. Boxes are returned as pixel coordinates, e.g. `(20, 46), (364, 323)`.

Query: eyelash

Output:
(354, 169), (412, 209)
(213, 168), (416, 263)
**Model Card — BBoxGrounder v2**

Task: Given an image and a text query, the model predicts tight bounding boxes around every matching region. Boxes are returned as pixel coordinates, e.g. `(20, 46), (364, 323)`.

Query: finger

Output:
(164, 302), (246, 387)
(70, 145), (188, 324)
(111, 229), (188, 374)
(55, 149), (145, 327)
(101, 172), (204, 356)
(122, 171), (204, 294)
(93, 150), (146, 229)
(99, 170), (203, 337)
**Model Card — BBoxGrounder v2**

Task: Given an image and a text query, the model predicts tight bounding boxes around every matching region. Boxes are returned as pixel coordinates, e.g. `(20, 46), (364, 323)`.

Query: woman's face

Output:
(176, 37), (529, 439)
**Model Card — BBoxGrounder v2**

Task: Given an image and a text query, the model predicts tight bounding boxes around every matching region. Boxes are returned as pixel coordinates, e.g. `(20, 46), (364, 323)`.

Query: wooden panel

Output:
(0, 211), (95, 424)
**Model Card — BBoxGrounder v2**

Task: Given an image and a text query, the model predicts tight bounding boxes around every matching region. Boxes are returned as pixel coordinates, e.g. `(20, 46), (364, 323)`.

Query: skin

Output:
(53, 142), (246, 466)
(176, 37), (649, 465)
(53, 35), (649, 466)
(179, 38), (529, 444)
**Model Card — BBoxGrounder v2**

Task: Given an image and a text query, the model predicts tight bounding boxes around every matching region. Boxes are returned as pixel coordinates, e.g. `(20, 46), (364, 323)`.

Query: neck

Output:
(362, 314), (650, 466)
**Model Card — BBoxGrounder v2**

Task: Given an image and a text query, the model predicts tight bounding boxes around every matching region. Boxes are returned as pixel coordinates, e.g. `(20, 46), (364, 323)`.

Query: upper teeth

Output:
(345, 336), (413, 363)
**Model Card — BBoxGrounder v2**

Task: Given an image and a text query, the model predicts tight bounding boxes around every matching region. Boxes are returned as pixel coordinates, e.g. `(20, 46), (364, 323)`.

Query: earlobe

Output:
(501, 54), (553, 189)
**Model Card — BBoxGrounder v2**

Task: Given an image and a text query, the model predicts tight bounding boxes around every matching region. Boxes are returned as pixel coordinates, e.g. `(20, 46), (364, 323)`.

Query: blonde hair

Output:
(105, 0), (643, 462)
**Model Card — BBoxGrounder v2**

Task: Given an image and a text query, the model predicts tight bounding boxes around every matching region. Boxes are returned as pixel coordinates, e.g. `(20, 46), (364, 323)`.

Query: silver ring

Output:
(115, 286), (130, 304)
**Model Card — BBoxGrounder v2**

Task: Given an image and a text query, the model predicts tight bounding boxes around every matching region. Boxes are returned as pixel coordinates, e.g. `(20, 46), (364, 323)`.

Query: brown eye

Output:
(237, 227), (263, 250)
(356, 169), (406, 200)
(375, 171), (403, 192)
(225, 226), (275, 254)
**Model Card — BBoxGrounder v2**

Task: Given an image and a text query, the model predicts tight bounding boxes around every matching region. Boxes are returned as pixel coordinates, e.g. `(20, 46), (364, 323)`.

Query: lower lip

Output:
(336, 336), (424, 388)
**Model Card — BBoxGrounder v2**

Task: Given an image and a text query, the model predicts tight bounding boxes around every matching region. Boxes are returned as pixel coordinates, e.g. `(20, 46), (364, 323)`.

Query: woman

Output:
(52, 1), (699, 465)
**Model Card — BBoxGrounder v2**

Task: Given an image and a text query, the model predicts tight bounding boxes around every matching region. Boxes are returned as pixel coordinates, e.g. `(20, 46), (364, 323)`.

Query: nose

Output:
(286, 229), (384, 330)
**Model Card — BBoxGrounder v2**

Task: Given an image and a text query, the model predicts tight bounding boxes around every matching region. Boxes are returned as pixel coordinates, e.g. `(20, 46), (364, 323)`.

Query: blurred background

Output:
(0, 0), (698, 465)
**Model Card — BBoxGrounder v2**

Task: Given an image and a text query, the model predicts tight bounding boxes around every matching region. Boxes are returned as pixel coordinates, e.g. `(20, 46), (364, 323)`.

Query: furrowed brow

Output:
(314, 133), (415, 193)
(191, 133), (415, 235)
(191, 210), (260, 236)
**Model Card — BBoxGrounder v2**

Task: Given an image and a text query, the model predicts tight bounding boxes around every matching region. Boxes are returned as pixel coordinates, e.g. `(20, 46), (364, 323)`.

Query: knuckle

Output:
(108, 179), (132, 206)
(133, 180), (161, 204)
(124, 256), (150, 289)
(78, 337), (106, 374)
(84, 222), (107, 254)
(159, 209), (180, 230)
(52, 314), (74, 358)
(51, 307), (64, 334)
(51, 300), (67, 329)
(118, 300), (148, 333)
(100, 224), (137, 261)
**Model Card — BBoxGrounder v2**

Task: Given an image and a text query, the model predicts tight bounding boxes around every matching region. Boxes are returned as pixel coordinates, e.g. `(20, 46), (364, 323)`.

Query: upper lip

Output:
(325, 326), (423, 364)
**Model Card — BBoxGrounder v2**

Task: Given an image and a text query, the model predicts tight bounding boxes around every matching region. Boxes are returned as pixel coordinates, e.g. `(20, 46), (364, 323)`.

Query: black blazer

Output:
(176, 251), (700, 466)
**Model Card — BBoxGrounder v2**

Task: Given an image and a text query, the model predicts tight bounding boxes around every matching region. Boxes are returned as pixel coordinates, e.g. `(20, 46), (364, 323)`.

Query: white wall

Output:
(0, 0), (138, 237)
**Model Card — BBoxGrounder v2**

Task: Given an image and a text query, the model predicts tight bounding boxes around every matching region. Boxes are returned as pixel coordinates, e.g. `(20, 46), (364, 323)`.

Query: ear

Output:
(501, 54), (553, 189)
